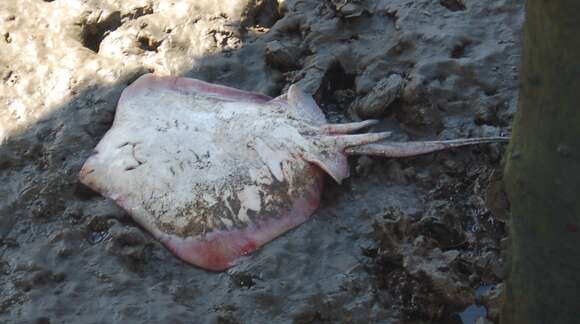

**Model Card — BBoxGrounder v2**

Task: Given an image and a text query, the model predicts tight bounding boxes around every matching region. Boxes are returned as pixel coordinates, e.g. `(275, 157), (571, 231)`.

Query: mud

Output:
(0, 0), (522, 323)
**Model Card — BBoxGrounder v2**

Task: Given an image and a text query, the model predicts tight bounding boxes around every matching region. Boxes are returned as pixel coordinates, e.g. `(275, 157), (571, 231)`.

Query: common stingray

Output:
(79, 74), (507, 271)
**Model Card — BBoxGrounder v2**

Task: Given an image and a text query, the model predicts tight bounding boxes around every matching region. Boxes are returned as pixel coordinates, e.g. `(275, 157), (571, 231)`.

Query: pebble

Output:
(354, 74), (404, 118)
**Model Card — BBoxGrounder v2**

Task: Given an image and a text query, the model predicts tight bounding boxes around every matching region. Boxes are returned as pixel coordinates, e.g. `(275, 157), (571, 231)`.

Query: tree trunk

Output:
(502, 1), (580, 323)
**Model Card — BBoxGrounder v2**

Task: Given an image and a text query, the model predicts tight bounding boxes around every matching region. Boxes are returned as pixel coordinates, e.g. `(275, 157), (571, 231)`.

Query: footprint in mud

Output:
(105, 226), (153, 273)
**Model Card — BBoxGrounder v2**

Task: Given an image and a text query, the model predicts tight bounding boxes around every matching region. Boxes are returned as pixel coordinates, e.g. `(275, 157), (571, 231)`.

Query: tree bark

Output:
(502, 1), (580, 323)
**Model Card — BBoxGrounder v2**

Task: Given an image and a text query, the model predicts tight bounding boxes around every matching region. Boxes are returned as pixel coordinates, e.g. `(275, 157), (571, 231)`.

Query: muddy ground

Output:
(0, 0), (522, 323)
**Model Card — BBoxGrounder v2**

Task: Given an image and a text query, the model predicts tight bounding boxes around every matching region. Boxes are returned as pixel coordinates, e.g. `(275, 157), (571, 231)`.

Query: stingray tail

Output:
(344, 136), (510, 157)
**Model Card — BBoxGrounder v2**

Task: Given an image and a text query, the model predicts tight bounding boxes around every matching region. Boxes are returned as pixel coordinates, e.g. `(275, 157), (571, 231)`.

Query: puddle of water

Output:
(459, 285), (494, 324)
(87, 230), (109, 244)
(459, 304), (486, 324)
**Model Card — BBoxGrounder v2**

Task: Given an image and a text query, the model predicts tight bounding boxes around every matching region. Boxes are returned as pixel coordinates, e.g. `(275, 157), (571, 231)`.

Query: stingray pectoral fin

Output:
(171, 76), (273, 103)
(344, 137), (510, 157)
(119, 73), (272, 107)
(287, 84), (327, 124)
(161, 231), (258, 272)
(159, 172), (325, 271)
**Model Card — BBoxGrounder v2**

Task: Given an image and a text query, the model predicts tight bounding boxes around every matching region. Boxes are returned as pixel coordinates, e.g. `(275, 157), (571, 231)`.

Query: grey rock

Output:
(354, 74), (405, 118)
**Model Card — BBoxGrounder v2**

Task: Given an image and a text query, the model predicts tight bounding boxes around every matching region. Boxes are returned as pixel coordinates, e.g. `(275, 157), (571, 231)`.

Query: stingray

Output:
(79, 74), (507, 271)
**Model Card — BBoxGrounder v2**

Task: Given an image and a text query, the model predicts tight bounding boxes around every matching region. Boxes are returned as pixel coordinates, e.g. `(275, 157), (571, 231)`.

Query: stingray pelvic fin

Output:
(287, 85), (327, 124)
(332, 131), (393, 149)
(321, 120), (380, 134)
(303, 151), (349, 183)
(302, 131), (391, 183)
(344, 136), (510, 157)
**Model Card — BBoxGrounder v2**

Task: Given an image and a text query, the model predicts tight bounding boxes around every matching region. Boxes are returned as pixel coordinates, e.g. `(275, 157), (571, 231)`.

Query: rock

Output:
(402, 167), (416, 180)
(354, 74), (404, 118)
(241, 0), (282, 28)
(442, 158), (465, 174)
(478, 283), (503, 322)
(81, 9), (122, 53)
(48, 228), (83, 258)
(485, 169), (509, 222)
(396, 73), (445, 128)
(355, 155), (374, 175)
(339, 3), (363, 18)
(331, 0), (365, 18)
(467, 195), (486, 210)
(474, 250), (505, 280)
(386, 160), (407, 184)
(490, 256), (506, 279)
(475, 317), (493, 324)
(474, 102), (499, 126)
(488, 143), (503, 162)
(468, 273), (480, 284)
(264, 40), (301, 71)
(403, 248), (474, 306)
(412, 235), (435, 255)
(474, 125), (503, 138)
(475, 251), (495, 269)
(415, 170), (435, 189)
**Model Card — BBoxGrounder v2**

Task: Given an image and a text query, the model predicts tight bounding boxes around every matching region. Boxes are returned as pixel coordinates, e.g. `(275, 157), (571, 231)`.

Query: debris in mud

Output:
(440, 0), (467, 12)
(365, 158), (507, 322)
(230, 271), (259, 289)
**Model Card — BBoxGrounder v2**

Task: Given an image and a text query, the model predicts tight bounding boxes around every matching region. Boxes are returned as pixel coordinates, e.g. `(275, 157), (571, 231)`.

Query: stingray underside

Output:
(80, 74), (333, 271)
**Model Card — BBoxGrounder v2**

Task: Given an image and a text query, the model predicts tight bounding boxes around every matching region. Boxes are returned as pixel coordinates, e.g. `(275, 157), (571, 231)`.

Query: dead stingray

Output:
(79, 74), (507, 271)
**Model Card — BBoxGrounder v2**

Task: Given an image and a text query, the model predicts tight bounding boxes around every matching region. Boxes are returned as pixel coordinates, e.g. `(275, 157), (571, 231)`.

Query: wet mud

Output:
(0, 0), (522, 323)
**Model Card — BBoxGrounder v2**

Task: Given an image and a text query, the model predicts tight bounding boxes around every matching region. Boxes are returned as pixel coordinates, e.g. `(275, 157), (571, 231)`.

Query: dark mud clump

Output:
(364, 158), (509, 322)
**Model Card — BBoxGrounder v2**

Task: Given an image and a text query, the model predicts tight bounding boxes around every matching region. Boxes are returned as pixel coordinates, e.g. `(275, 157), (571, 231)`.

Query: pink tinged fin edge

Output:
(119, 73), (272, 107)
(160, 168), (325, 271)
